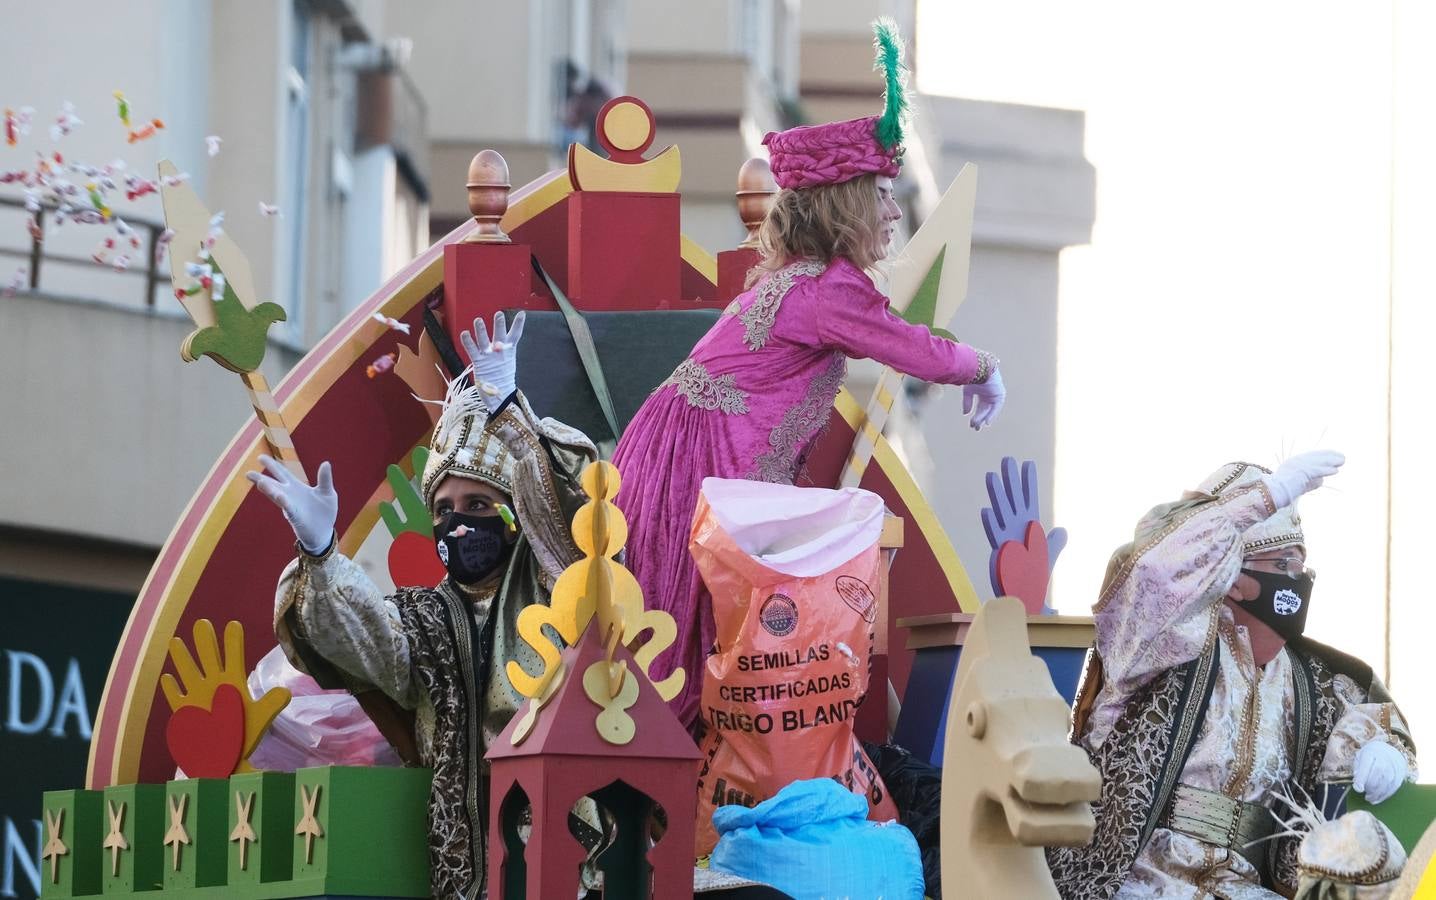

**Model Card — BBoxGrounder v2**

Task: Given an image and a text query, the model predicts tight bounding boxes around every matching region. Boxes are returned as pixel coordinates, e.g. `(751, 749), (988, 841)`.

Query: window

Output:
(281, 1), (312, 343)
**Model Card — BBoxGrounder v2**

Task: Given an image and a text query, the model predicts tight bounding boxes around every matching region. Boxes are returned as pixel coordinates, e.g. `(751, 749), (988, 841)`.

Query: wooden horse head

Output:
(940, 596), (1101, 899)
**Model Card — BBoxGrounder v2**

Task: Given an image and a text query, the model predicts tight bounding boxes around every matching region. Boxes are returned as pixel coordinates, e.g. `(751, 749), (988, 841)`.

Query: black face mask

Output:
(434, 512), (514, 585)
(1238, 568), (1314, 639)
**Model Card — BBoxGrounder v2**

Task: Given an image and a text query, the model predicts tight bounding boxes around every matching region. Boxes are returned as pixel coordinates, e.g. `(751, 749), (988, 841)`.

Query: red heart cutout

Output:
(388, 531), (448, 588)
(995, 521), (1051, 615)
(165, 682), (246, 779)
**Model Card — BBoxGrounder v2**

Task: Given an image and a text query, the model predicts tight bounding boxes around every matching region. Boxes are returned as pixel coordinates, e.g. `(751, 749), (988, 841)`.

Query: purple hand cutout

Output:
(980, 457), (1067, 608)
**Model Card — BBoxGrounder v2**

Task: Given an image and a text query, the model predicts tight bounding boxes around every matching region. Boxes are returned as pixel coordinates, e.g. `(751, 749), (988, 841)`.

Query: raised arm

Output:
(247, 455), (421, 707)
(1094, 451), (1343, 700)
(459, 312), (598, 585)
(1094, 484), (1276, 698)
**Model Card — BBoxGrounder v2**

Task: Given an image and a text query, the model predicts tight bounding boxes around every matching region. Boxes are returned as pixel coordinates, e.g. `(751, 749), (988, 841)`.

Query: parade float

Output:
(31, 83), (1436, 899)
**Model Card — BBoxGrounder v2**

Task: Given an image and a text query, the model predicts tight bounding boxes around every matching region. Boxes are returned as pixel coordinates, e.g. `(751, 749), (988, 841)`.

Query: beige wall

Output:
(1, 292), (298, 547)
(393, 0), (560, 144)
(627, 0), (735, 53)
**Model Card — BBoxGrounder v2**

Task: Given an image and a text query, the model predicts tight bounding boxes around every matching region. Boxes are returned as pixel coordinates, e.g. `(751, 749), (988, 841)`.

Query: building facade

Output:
(0, 2), (1091, 895)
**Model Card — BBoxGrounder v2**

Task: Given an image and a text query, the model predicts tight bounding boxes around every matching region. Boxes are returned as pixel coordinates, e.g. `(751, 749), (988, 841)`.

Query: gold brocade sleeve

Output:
(483, 390), (598, 588)
(1318, 672), (1419, 783)
(273, 549), (423, 710)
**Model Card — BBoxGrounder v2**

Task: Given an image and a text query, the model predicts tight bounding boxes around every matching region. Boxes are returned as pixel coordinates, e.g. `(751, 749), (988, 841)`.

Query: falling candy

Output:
(258, 201), (281, 218)
(200, 211), (225, 253)
(4, 106), (34, 147)
(497, 504), (517, 533)
(205, 135), (222, 157)
(124, 175), (158, 201)
(366, 352), (398, 379)
(84, 182), (111, 220)
(113, 91), (131, 128)
(370, 312), (411, 334)
(50, 102), (81, 142)
(154, 228), (174, 268)
(126, 119), (164, 144)
(3, 266), (27, 297)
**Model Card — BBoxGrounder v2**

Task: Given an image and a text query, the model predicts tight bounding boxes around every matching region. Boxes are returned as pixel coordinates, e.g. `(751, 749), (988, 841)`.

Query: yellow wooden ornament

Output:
(583, 659), (639, 745)
(510, 659), (567, 746)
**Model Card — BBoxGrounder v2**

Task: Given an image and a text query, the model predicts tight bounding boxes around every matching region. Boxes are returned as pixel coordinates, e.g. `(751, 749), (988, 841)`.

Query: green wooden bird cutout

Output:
(159, 158), (288, 374)
(180, 272), (287, 373)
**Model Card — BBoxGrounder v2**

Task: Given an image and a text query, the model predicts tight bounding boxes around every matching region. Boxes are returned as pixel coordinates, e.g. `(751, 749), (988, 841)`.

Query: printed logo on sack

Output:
(834, 576), (876, 623)
(759, 594), (799, 637)
(1273, 588), (1303, 616)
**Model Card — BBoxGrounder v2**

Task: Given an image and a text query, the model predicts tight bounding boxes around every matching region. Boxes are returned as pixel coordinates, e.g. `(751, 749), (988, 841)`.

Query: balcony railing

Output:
(0, 195), (171, 309)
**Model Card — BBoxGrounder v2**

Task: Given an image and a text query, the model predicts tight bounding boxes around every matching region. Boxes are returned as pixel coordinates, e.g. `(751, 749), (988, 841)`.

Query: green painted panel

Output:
(100, 783), (165, 894)
(160, 780), (227, 891)
(40, 789), (104, 898)
(225, 772), (294, 887)
(290, 766), (431, 897)
(1348, 781), (1436, 854)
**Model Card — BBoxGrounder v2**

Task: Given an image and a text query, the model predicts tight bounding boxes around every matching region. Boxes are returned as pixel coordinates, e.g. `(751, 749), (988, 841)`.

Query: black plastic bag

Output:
(865, 741), (943, 899)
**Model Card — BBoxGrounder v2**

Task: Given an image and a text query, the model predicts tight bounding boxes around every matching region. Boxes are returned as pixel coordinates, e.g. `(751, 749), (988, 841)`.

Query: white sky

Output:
(916, 0), (1436, 752)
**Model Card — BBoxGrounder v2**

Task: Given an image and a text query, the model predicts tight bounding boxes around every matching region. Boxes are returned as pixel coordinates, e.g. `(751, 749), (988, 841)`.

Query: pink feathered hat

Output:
(762, 18), (910, 190)
(763, 116), (901, 190)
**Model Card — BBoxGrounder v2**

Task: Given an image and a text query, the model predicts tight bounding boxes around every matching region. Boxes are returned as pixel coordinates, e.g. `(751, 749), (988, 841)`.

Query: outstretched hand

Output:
(246, 454), (337, 555)
(459, 311), (526, 412)
(962, 367), (1006, 431)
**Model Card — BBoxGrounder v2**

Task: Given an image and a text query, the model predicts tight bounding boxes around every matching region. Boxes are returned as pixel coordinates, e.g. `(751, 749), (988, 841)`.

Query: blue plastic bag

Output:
(709, 778), (925, 900)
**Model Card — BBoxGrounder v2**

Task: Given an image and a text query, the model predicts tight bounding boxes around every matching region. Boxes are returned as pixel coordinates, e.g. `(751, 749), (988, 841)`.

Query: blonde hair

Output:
(748, 174), (885, 287)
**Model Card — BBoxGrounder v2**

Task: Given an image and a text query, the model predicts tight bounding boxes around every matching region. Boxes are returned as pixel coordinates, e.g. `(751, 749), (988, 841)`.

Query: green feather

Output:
(872, 17), (909, 151)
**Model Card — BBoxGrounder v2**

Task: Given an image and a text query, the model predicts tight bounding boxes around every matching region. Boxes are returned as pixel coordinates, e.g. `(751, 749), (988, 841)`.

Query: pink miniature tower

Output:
(485, 460), (700, 900)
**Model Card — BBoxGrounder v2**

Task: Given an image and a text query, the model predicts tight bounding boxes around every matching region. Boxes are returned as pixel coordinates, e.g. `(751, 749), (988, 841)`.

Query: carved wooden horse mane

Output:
(940, 597), (1101, 899)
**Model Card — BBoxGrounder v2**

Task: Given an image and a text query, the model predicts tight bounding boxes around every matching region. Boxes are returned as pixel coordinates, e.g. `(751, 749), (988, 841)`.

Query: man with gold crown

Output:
(248, 312), (602, 899)
(1048, 451), (1417, 900)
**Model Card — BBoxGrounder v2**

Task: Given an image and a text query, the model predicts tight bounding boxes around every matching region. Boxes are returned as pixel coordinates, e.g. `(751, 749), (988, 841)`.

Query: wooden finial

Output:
(463, 149), (511, 243)
(736, 157), (777, 248)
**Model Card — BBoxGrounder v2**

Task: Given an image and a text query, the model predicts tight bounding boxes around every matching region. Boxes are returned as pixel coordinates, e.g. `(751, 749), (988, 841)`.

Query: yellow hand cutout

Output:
(160, 619), (290, 770)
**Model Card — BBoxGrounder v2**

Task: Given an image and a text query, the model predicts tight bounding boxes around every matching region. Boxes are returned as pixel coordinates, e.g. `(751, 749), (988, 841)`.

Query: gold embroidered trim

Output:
(973, 349), (999, 384)
(662, 359), (750, 415)
(740, 259), (827, 351)
(747, 354), (846, 483)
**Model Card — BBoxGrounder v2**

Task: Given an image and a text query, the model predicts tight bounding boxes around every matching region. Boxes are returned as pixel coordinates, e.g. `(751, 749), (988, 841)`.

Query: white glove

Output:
(962, 367), (1006, 431)
(1352, 739), (1408, 804)
(245, 455), (338, 555)
(459, 311), (525, 413)
(1262, 449), (1345, 509)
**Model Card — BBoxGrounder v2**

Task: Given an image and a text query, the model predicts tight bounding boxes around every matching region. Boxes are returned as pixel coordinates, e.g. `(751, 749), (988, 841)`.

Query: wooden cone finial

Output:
(463, 149), (511, 243)
(736, 157), (777, 249)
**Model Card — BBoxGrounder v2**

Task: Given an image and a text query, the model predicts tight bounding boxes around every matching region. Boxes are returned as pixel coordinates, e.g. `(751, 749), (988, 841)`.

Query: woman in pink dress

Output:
(613, 41), (1007, 730)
